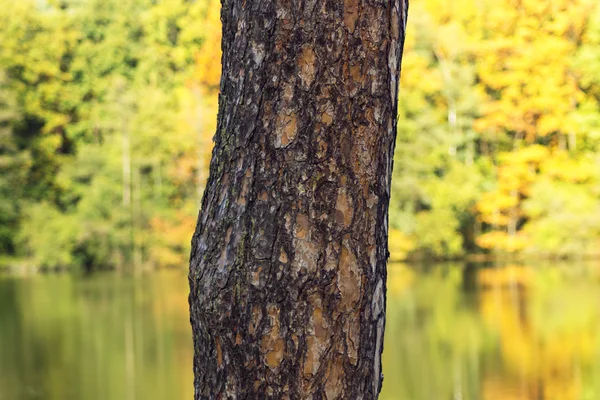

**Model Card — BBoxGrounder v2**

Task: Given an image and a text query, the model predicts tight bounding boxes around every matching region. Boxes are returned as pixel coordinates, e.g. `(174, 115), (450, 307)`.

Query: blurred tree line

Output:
(1, 0), (600, 270)
(390, 0), (600, 260)
(0, 0), (219, 270)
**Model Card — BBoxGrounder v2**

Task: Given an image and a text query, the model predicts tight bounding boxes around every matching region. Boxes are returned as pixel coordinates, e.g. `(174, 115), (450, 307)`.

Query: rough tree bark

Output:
(189, 0), (408, 398)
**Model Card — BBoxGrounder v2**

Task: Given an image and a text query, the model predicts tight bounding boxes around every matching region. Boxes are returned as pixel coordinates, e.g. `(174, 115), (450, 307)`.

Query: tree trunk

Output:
(189, 1), (408, 398)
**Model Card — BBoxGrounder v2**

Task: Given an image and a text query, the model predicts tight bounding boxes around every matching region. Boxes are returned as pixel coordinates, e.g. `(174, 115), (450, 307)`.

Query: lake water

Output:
(1, 263), (600, 399)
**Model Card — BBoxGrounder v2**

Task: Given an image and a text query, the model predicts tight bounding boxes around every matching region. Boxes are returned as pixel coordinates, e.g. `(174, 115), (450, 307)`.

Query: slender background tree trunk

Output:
(189, 0), (408, 398)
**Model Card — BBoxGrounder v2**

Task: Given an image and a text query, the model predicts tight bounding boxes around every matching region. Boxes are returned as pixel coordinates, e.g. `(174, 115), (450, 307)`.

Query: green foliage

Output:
(0, 0), (213, 269)
(0, 70), (28, 254)
(18, 202), (80, 268)
(2, 0), (600, 267)
(389, 0), (600, 259)
(523, 178), (600, 257)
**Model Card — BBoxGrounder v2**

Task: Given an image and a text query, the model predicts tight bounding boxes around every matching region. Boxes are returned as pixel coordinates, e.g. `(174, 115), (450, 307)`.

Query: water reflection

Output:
(1, 264), (600, 399)
(0, 270), (193, 400)
(381, 263), (600, 400)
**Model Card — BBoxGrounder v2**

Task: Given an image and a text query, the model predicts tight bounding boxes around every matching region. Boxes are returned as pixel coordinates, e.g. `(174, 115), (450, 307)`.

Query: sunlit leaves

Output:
(0, 0), (218, 269)
(474, 0), (595, 141)
(3, 0), (600, 264)
(390, 0), (600, 258)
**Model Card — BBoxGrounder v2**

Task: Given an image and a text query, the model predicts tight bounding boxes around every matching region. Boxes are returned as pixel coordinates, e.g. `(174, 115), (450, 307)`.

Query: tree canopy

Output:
(1, 0), (600, 270)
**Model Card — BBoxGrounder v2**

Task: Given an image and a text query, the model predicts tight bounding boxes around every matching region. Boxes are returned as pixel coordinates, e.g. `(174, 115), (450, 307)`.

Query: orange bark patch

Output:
(284, 213), (292, 232)
(265, 339), (285, 368)
(350, 63), (362, 82)
(310, 293), (329, 339)
(324, 356), (344, 399)
(324, 240), (341, 271)
(317, 137), (328, 159)
(279, 249), (288, 263)
(344, 310), (361, 365)
(321, 110), (333, 125)
(249, 305), (261, 336)
(216, 171), (230, 205)
(303, 295), (330, 377)
(337, 241), (361, 311)
(282, 81), (294, 102)
(275, 112), (297, 148)
(335, 190), (353, 228)
(347, 62), (364, 96)
(236, 168), (253, 206)
(261, 305), (285, 369)
(217, 227), (233, 270)
(368, 245), (377, 273)
(313, 307), (326, 338)
(298, 47), (316, 87)
(216, 338), (223, 368)
(294, 213), (310, 239)
(291, 334), (299, 352)
(343, 0), (359, 33)
(391, 11), (400, 40)
(251, 266), (263, 287)
(353, 125), (378, 181)
(294, 239), (319, 274)
(303, 336), (322, 376)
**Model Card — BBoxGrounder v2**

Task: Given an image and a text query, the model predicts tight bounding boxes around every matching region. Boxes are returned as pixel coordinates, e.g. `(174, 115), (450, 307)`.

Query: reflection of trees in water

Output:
(3, 266), (600, 400)
(479, 265), (599, 400)
(0, 271), (193, 400)
(382, 264), (484, 400)
(382, 263), (600, 400)
(0, 278), (29, 397)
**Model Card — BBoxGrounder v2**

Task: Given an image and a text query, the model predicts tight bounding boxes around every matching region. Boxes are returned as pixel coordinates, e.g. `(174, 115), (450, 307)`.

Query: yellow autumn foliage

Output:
(388, 228), (415, 261)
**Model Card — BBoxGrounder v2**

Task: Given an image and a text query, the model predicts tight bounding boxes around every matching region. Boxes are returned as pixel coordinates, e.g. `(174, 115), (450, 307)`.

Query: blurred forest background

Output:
(1, 0), (600, 271)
